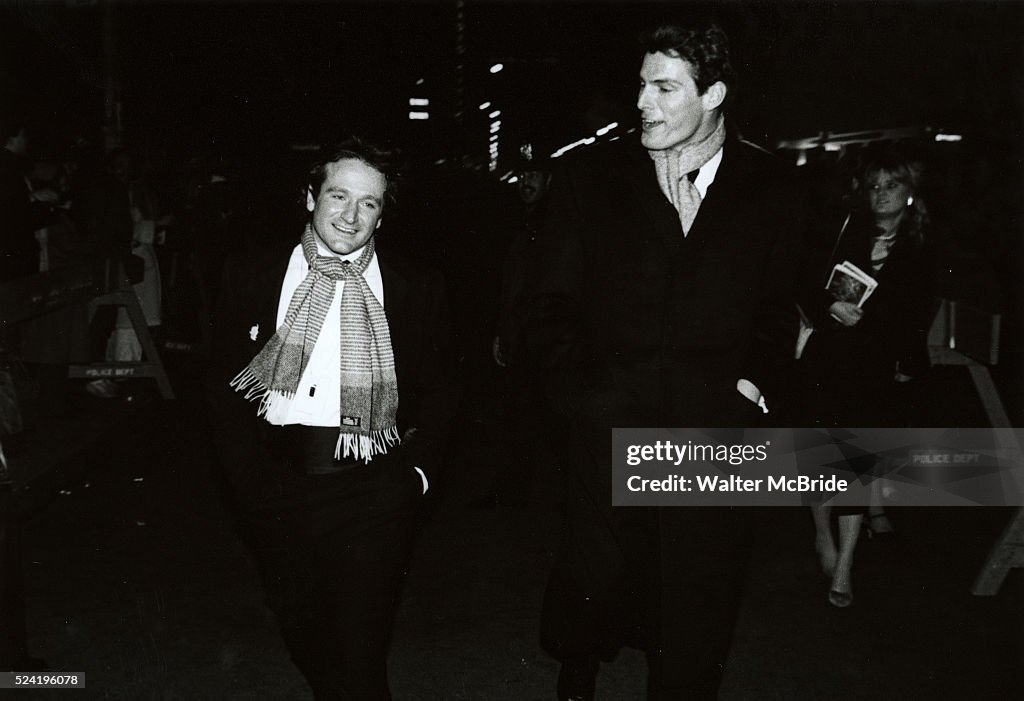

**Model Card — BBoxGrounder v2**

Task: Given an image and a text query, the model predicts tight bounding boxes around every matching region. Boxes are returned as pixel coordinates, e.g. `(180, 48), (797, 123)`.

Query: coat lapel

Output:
(380, 255), (413, 377)
(252, 252), (291, 339)
(680, 139), (751, 252)
(622, 143), (687, 254)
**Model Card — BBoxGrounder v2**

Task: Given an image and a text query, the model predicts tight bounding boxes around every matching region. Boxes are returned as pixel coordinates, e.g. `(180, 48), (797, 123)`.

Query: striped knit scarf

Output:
(230, 224), (400, 462)
(649, 116), (726, 236)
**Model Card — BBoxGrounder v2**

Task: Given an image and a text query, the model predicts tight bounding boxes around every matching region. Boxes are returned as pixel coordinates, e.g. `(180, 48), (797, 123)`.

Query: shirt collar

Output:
(692, 146), (724, 198)
(314, 237), (370, 262)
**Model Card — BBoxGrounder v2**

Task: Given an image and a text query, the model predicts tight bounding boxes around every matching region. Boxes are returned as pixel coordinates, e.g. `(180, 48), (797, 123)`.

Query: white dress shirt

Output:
(263, 240), (428, 492)
(266, 241), (383, 426)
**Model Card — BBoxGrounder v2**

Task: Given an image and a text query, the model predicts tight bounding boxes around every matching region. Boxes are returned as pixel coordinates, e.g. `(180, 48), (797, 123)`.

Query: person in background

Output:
(206, 137), (456, 700)
(493, 151), (552, 371)
(1, 118), (58, 282)
(74, 146), (136, 398)
(16, 154), (92, 416)
(103, 149), (167, 364)
(797, 144), (937, 607)
(520, 20), (806, 701)
(475, 151), (561, 510)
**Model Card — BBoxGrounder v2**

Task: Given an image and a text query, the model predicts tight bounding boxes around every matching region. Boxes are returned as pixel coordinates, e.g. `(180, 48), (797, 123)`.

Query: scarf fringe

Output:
(229, 368), (294, 418)
(335, 426), (401, 463)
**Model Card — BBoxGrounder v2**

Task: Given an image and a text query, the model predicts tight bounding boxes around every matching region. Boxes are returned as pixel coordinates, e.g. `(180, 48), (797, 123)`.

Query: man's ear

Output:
(306, 187), (316, 212)
(702, 81), (727, 112)
(376, 217), (383, 230)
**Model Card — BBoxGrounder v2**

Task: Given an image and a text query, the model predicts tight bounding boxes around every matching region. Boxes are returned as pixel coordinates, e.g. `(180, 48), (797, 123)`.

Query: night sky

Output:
(2, 1), (1022, 160)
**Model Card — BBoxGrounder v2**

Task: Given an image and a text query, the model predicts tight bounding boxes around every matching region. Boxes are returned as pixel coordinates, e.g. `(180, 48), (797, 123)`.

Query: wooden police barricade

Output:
(0, 257), (174, 400)
(928, 298), (1022, 595)
(65, 260), (175, 400)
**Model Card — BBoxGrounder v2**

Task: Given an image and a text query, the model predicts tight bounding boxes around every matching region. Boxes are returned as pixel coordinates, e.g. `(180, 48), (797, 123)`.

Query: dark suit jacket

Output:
(521, 133), (807, 428)
(206, 236), (456, 513)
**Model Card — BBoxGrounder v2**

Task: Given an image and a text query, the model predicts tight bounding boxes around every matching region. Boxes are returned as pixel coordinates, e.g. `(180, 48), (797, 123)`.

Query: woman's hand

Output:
(829, 301), (864, 327)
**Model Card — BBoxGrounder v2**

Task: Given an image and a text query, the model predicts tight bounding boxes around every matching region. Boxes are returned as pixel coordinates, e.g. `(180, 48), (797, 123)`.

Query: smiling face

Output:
(637, 51), (724, 151)
(306, 157), (386, 255)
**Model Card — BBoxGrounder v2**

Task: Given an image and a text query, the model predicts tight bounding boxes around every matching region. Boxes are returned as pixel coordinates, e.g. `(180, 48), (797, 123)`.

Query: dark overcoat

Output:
(521, 133), (808, 676)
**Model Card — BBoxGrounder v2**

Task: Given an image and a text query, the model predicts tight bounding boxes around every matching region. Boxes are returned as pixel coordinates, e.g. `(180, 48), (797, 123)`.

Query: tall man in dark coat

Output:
(521, 23), (806, 700)
(206, 138), (455, 700)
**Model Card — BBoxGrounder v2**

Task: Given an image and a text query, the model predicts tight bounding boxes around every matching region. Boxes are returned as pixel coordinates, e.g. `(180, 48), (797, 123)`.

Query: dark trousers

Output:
(542, 421), (750, 700)
(246, 429), (422, 701)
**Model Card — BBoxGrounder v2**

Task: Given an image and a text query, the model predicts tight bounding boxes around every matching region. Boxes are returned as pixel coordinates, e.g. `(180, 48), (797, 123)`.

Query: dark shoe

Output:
(557, 656), (599, 701)
(828, 589), (853, 608)
(866, 513), (896, 542)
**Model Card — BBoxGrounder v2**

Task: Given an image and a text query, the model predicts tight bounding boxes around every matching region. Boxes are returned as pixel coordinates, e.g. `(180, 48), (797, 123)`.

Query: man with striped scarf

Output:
(207, 137), (455, 700)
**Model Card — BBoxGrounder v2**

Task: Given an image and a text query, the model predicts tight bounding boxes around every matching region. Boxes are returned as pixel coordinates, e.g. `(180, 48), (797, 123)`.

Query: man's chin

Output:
(640, 135), (663, 150)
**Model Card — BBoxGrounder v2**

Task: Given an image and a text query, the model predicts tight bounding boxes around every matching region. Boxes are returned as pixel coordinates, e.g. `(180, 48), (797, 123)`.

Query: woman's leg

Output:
(810, 503), (836, 576)
(829, 513), (862, 607)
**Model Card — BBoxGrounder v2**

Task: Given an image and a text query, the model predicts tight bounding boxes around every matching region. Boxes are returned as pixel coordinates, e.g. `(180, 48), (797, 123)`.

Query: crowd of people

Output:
(0, 14), (1008, 701)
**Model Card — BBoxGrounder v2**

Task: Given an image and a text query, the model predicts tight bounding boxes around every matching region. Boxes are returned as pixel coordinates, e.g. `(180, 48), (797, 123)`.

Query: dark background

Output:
(3, 0), (1022, 158)
(3, 0), (1022, 413)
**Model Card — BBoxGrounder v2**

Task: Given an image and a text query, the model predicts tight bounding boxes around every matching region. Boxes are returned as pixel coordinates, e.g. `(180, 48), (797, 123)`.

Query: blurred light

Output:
(415, 78), (425, 86)
(490, 123), (501, 134)
(409, 98), (430, 107)
(489, 110), (501, 119)
(595, 122), (618, 137)
(796, 150), (808, 166)
(823, 142), (842, 152)
(935, 133), (962, 142)
(408, 111), (429, 120)
(479, 102), (491, 110)
(490, 63), (504, 74)
(507, 175), (519, 184)
(489, 135), (499, 142)
(551, 137), (590, 158)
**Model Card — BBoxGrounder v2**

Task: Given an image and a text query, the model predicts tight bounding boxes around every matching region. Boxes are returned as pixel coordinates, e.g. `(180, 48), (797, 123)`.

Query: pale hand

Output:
(829, 301), (863, 327)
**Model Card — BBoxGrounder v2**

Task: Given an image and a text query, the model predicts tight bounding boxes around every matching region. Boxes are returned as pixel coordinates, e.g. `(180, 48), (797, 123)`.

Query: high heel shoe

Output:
(866, 513), (896, 541)
(828, 588), (853, 608)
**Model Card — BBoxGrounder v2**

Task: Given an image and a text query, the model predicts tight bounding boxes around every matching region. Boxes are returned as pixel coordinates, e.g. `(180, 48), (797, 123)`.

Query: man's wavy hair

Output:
(638, 23), (736, 97)
(308, 136), (401, 210)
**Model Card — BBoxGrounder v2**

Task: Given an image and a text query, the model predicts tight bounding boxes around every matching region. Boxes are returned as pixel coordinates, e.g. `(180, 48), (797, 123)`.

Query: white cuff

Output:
(736, 379), (769, 414)
(413, 466), (429, 495)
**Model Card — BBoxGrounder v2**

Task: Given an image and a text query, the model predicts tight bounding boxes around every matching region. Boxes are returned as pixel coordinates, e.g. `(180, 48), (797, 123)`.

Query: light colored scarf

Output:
(648, 116), (726, 236)
(230, 224), (399, 462)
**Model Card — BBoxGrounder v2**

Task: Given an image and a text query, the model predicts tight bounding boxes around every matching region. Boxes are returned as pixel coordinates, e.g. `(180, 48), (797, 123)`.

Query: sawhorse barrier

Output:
(928, 300), (1022, 596)
(67, 286), (174, 399)
(0, 257), (174, 400)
